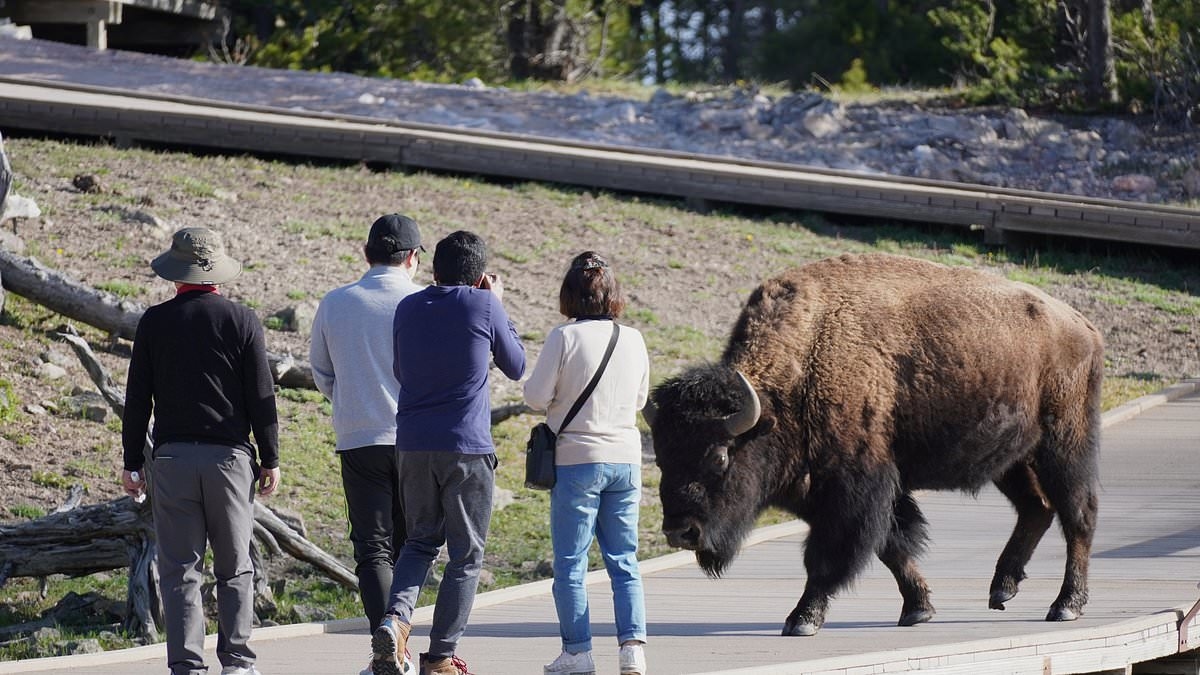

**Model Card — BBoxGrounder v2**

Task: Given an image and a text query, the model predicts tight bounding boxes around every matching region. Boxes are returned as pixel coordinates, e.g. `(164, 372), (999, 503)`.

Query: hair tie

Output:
(573, 257), (608, 271)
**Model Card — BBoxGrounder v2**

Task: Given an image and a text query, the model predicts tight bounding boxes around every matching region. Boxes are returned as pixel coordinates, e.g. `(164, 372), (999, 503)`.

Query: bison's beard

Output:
(694, 516), (754, 578)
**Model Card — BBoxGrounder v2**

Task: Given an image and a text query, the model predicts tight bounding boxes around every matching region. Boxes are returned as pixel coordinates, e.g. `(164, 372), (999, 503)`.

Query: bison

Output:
(647, 253), (1103, 636)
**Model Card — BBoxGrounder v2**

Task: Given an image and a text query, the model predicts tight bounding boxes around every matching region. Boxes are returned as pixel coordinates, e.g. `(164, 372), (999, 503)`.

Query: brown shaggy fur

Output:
(651, 253), (1104, 636)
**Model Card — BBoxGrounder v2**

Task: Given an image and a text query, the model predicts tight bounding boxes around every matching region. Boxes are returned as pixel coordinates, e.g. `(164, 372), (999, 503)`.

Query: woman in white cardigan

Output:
(523, 251), (651, 675)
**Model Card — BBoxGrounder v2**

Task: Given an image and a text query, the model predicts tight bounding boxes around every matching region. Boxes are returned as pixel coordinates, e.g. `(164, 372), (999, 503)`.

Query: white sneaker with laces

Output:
(220, 666), (262, 675)
(619, 643), (646, 675)
(543, 649), (596, 675)
(360, 654), (415, 675)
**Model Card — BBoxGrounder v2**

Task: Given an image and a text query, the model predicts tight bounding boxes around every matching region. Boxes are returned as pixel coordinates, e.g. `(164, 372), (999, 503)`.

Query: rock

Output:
(1181, 168), (1200, 197)
(66, 639), (103, 655)
(71, 173), (102, 193)
(1111, 174), (1157, 194)
(477, 568), (495, 587)
(0, 228), (25, 253)
(213, 188), (239, 203)
(800, 101), (845, 138)
(492, 487), (514, 512)
(40, 348), (73, 368)
(0, 20), (33, 40)
(463, 77), (486, 89)
(24, 403), (47, 415)
(1, 193), (41, 221)
(35, 362), (67, 381)
(62, 390), (108, 422)
(268, 303), (317, 334)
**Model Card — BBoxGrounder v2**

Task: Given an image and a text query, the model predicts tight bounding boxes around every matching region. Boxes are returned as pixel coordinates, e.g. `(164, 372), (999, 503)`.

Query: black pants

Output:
(340, 445), (406, 632)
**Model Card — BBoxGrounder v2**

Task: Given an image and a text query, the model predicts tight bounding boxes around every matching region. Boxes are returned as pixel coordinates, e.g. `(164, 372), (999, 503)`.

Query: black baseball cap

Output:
(367, 214), (424, 253)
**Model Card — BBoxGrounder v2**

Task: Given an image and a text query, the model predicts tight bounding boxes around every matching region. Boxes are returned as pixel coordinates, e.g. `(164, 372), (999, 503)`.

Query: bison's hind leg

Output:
(989, 463), (1055, 610)
(879, 492), (935, 626)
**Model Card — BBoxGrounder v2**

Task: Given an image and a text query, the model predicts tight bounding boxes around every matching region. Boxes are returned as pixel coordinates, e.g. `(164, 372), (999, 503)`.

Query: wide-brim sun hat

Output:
(151, 226), (243, 285)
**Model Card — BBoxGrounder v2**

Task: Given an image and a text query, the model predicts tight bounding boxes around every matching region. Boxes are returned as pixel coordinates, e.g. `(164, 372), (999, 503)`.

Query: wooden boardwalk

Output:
(0, 78), (1198, 251)
(2, 383), (1197, 674)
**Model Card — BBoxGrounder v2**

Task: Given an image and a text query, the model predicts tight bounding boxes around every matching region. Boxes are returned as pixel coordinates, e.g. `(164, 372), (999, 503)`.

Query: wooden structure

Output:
(0, 0), (220, 50)
(0, 77), (1197, 251)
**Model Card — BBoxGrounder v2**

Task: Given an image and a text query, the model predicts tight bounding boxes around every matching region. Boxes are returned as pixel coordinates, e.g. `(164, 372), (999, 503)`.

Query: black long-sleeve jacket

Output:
(122, 290), (279, 472)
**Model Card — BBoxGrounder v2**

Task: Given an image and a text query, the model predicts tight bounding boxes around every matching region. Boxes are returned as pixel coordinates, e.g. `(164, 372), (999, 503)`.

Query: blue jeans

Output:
(551, 462), (646, 653)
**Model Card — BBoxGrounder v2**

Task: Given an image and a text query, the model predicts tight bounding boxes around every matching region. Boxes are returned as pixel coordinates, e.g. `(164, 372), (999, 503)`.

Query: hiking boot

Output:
(618, 643), (646, 675)
(420, 653), (473, 675)
(370, 615), (412, 675)
(543, 649), (596, 675)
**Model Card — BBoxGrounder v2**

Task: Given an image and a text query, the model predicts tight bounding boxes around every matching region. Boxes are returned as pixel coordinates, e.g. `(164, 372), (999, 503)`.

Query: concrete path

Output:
(2, 383), (1197, 675)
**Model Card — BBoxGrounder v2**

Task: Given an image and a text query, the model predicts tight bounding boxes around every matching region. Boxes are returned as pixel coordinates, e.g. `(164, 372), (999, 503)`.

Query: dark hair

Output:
(364, 243), (415, 266)
(559, 251), (625, 318)
(433, 230), (488, 286)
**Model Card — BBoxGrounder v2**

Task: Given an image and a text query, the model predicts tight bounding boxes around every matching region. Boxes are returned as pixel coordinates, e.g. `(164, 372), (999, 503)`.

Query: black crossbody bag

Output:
(524, 322), (620, 490)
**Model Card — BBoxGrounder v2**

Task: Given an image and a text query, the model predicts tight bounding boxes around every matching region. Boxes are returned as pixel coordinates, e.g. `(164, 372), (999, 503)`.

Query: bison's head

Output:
(647, 364), (774, 577)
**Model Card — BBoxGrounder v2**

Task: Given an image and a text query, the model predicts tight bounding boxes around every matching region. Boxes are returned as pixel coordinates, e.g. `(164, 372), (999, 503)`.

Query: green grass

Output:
(31, 471), (72, 489)
(7, 504), (44, 519)
(95, 281), (144, 299)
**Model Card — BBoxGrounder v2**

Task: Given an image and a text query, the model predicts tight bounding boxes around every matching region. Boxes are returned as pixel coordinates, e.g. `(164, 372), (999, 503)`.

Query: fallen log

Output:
(0, 497), (152, 582)
(0, 248), (314, 388)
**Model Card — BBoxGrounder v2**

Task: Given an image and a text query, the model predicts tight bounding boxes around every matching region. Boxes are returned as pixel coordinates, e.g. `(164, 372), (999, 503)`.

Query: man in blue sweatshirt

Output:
(310, 214), (425, 675)
(371, 230), (525, 675)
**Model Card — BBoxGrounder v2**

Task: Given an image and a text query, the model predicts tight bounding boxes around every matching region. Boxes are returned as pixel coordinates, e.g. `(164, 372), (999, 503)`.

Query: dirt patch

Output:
(0, 135), (1196, 521)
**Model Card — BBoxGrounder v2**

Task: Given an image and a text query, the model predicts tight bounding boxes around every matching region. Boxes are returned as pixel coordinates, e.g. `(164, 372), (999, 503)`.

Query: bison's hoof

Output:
(782, 622), (820, 637)
(898, 608), (934, 627)
(988, 589), (1015, 610)
(1046, 606), (1080, 621)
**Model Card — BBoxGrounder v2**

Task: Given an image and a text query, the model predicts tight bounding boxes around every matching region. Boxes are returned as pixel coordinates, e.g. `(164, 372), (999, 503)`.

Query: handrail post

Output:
(1179, 593), (1200, 652)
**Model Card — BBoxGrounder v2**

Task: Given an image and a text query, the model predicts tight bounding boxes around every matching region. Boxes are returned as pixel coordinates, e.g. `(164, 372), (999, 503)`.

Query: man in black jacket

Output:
(122, 226), (281, 675)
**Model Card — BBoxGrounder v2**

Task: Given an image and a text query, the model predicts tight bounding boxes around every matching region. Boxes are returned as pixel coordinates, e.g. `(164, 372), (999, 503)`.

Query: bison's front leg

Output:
(782, 481), (896, 636)
(783, 589), (830, 636)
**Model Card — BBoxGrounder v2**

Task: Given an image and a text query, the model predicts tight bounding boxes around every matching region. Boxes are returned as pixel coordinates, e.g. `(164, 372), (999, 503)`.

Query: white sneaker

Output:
(359, 654), (415, 675)
(220, 666), (262, 675)
(619, 643), (646, 675)
(543, 649), (596, 675)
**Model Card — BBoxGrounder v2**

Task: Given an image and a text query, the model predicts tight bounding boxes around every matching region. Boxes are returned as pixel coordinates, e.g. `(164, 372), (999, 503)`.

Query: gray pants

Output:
(340, 445), (406, 632)
(386, 451), (496, 659)
(152, 442), (257, 675)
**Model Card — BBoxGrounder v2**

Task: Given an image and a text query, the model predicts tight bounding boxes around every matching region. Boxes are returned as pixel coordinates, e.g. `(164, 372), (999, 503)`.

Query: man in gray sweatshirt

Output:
(310, 214), (425, 675)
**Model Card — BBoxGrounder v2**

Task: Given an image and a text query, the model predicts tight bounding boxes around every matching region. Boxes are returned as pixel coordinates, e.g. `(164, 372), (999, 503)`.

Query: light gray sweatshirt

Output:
(310, 265), (423, 451)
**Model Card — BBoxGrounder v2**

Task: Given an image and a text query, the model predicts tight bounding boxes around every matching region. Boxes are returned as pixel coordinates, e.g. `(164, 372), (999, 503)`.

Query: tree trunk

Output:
(1085, 0), (1119, 106)
(721, 0), (746, 82)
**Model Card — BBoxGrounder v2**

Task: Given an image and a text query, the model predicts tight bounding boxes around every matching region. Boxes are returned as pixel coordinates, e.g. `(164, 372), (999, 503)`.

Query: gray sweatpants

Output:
(152, 442), (258, 675)
(386, 451), (496, 659)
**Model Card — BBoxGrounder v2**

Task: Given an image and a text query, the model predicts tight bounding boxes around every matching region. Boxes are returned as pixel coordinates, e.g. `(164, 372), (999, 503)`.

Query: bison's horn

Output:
(642, 398), (657, 427)
(723, 370), (761, 437)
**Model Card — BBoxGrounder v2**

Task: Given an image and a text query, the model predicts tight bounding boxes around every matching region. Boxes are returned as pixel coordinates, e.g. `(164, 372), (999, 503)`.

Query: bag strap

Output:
(556, 322), (620, 435)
